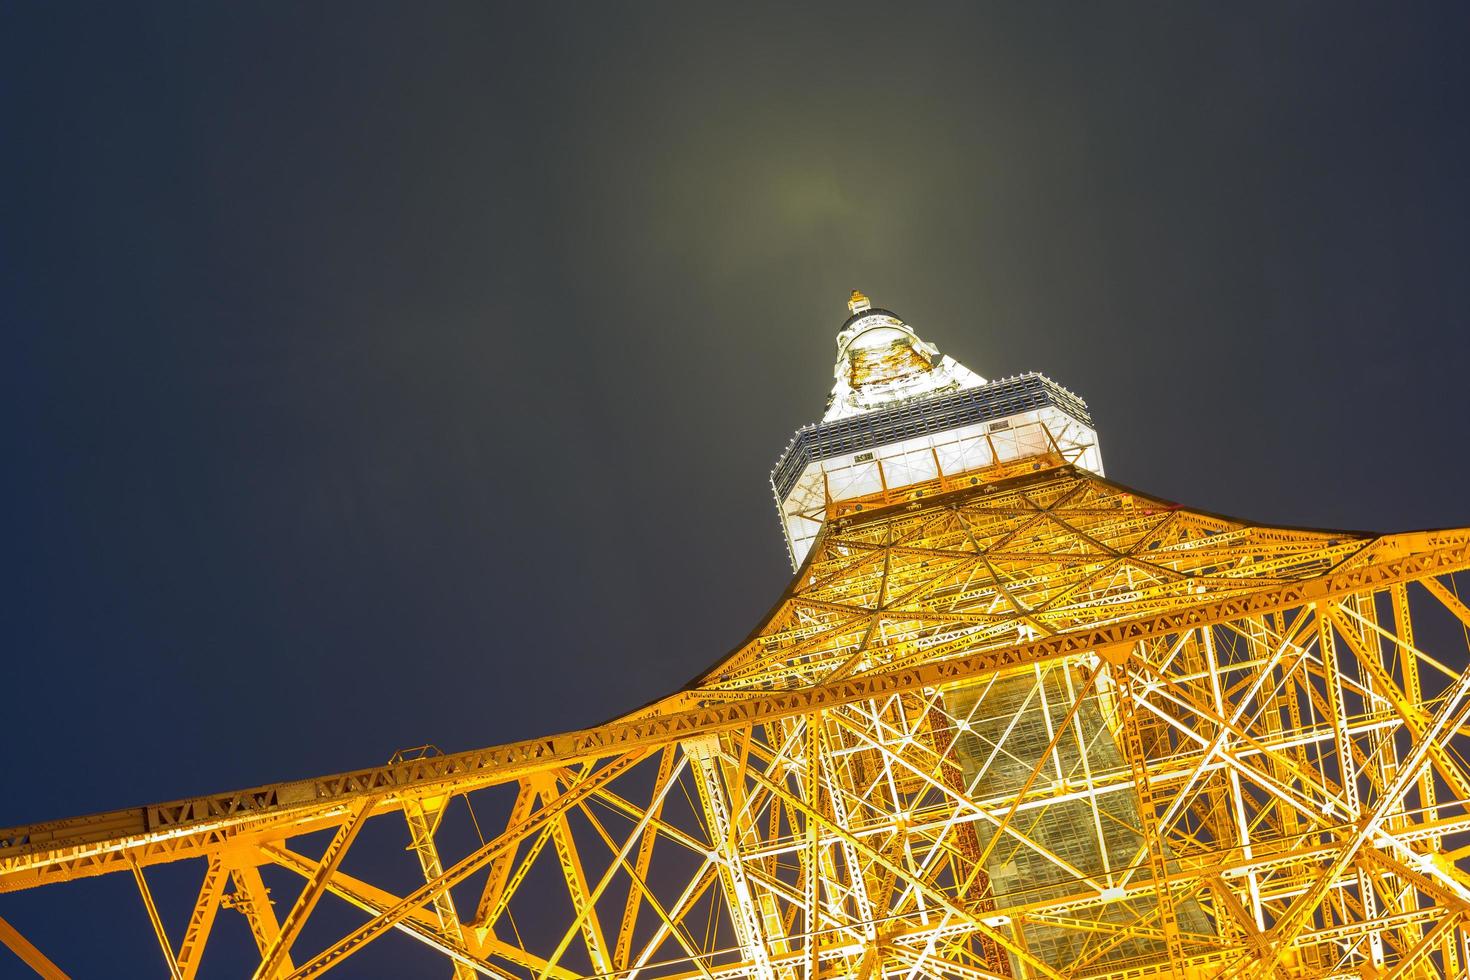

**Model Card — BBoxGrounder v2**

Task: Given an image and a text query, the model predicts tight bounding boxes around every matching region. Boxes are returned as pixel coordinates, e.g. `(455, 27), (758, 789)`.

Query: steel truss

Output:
(5, 465), (1470, 978)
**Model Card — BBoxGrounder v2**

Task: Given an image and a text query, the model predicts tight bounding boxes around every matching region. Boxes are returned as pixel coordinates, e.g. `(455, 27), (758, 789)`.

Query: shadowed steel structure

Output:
(4, 294), (1470, 978)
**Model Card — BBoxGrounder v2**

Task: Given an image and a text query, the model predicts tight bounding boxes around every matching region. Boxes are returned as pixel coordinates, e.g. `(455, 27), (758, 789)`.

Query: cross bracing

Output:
(5, 465), (1470, 978)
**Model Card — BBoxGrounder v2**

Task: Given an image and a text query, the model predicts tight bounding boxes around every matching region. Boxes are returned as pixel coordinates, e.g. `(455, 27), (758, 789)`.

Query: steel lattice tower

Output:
(5, 293), (1470, 979)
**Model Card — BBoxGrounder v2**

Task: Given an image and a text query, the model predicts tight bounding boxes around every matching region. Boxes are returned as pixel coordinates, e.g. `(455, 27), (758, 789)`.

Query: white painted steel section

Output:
(824, 311), (987, 422)
(778, 408), (1103, 568)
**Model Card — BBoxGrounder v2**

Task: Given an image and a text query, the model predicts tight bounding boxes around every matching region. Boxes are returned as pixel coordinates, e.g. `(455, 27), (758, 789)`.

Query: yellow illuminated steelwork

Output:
(3, 298), (1470, 978)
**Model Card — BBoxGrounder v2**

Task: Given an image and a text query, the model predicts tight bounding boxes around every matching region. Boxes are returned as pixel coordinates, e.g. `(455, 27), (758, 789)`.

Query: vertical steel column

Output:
(1110, 656), (1186, 969)
(687, 735), (778, 980)
(403, 796), (476, 980)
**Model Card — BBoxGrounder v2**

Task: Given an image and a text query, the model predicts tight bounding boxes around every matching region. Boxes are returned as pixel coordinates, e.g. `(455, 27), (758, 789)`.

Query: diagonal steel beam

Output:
(176, 857), (228, 980)
(739, 748), (1067, 980)
(261, 843), (530, 980)
(402, 796), (476, 980)
(231, 865), (291, 972)
(0, 914), (69, 980)
(1231, 652), (1470, 977)
(130, 858), (181, 980)
(281, 750), (646, 980)
(253, 798), (376, 979)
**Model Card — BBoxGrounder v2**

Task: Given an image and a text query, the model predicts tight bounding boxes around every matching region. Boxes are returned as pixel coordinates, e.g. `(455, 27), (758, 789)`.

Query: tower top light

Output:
(825, 293), (984, 422)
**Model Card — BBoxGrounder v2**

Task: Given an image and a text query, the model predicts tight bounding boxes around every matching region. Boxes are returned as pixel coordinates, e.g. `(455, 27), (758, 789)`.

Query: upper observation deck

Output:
(771, 291), (1103, 567)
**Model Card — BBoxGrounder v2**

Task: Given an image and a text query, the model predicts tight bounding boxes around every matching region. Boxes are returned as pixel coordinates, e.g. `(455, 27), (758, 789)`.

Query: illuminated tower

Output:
(6, 293), (1470, 979)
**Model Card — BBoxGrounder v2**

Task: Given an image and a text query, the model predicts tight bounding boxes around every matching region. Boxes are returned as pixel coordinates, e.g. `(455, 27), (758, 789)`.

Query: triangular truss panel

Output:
(6, 466), (1470, 978)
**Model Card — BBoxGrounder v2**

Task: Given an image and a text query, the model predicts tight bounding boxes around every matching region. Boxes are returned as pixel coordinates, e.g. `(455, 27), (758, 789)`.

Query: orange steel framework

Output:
(5, 466), (1470, 978)
(6, 315), (1470, 979)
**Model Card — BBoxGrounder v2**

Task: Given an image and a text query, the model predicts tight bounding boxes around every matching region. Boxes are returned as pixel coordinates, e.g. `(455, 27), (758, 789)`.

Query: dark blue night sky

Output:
(3, 3), (1470, 975)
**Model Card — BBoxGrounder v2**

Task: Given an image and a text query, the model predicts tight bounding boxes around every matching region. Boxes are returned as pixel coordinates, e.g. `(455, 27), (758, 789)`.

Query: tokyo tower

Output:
(5, 291), (1470, 978)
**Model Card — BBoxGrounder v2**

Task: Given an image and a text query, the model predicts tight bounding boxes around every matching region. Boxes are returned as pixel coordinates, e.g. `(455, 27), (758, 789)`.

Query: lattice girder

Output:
(5, 466), (1470, 978)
